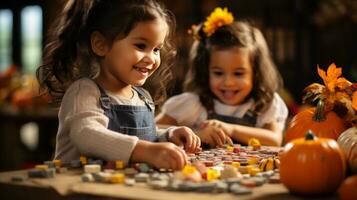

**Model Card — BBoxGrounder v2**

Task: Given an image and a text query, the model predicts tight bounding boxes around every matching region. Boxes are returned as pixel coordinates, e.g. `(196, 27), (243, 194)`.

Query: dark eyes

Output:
(213, 71), (223, 76)
(135, 43), (146, 50)
(135, 43), (161, 55)
(234, 72), (244, 76)
(212, 71), (244, 76)
(153, 48), (161, 55)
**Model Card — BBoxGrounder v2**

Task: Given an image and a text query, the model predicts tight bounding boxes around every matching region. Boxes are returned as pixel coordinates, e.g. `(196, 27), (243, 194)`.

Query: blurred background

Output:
(0, 0), (356, 171)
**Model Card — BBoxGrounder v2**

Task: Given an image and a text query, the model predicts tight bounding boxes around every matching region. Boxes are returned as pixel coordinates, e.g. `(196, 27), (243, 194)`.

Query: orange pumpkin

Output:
(285, 101), (347, 143)
(338, 175), (357, 200)
(337, 127), (357, 174)
(280, 131), (346, 195)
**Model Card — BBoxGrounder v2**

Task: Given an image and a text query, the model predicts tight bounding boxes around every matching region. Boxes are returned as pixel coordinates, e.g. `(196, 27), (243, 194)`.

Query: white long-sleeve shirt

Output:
(161, 92), (288, 133)
(55, 78), (167, 164)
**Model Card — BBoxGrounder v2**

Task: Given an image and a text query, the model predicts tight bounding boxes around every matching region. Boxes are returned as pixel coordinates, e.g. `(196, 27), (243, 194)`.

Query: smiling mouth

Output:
(134, 66), (150, 75)
(221, 90), (239, 99)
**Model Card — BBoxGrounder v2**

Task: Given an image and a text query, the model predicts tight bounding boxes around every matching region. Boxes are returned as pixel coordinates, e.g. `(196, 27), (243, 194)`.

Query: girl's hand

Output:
(197, 121), (233, 148)
(131, 141), (188, 170)
(201, 119), (234, 137)
(168, 126), (201, 153)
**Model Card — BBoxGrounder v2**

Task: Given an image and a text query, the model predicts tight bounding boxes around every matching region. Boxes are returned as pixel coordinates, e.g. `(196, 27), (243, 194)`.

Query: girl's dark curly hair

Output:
(184, 21), (282, 114)
(37, 0), (176, 106)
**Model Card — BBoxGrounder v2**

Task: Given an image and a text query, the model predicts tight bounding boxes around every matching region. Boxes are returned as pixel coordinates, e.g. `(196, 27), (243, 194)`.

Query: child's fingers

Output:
(210, 131), (223, 147)
(218, 129), (233, 145)
(194, 135), (201, 151)
(167, 153), (179, 170)
(170, 136), (184, 147)
(216, 129), (227, 143)
(173, 146), (187, 169)
(225, 135), (234, 146)
(184, 131), (193, 150)
(189, 134), (199, 152)
(169, 129), (186, 147)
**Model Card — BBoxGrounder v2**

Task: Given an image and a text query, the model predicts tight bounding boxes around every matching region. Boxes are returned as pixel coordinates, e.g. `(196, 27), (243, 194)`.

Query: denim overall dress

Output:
(208, 109), (257, 127)
(96, 84), (158, 142)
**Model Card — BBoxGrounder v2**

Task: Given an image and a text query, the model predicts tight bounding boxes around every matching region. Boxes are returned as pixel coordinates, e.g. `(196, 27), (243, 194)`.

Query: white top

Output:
(55, 78), (168, 164)
(161, 92), (288, 133)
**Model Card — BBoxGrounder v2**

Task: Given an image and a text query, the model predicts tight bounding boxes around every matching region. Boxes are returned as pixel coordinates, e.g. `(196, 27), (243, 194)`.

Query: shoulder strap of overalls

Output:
(242, 109), (258, 126)
(92, 81), (111, 110)
(132, 87), (155, 111)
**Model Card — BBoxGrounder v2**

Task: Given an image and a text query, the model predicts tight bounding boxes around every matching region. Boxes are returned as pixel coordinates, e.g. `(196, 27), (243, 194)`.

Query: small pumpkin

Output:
(280, 131), (346, 195)
(285, 100), (347, 143)
(337, 127), (357, 174)
(338, 175), (357, 200)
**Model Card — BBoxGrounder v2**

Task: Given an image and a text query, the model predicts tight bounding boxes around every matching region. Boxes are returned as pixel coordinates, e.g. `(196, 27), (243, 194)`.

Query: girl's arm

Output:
(202, 120), (282, 146)
(156, 113), (231, 148)
(156, 113), (178, 127)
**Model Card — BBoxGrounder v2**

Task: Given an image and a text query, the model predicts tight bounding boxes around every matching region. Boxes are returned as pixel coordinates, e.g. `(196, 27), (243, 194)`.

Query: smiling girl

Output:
(37, 0), (200, 170)
(156, 8), (288, 147)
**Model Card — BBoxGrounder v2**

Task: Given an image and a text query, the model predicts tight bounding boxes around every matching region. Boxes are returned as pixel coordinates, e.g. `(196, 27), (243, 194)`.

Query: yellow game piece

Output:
(80, 156), (87, 165)
(226, 145), (234, 152)
(115, 160), (125, 169)
(53, 160), (61, 167)
(248, 138), (261, 150)
(231, 161), (240, 168)
(248, 138), (260, 146)
(239, 165), (253, 174)
(248, 157), (259, 165)
(35, 164), (48, 170)
(182, 165), (197, 176)
(248, 167), (261, 176)
(110, 173), (125, 184)
(206, 169), (220, 181)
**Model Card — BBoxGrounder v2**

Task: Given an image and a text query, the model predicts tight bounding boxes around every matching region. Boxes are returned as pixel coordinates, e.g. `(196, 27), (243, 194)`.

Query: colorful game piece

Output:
(206, 169), (219, 181)
(81, 173), (94, 182)
(35, 164), (48, 170)
(115, 160), (125, 169)
(84, 164), (101, 173)
(248, 138), (261, 150)
(80, 156), (87, 165)
(53, 159), (61, 167)
(110, 173), (125, 184)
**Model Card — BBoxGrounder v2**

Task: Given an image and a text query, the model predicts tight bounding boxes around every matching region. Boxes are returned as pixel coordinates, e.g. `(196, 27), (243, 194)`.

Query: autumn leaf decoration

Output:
(303, 63), (357, 126)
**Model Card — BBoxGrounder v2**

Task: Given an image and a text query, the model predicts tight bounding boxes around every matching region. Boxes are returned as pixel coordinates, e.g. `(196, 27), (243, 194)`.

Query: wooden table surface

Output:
(0, 169), (337, 200)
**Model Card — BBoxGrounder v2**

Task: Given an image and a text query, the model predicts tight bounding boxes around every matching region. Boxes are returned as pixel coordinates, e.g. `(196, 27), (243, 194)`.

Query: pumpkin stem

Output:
(313, 100), (326, 122)
(305, 130), (316, 140)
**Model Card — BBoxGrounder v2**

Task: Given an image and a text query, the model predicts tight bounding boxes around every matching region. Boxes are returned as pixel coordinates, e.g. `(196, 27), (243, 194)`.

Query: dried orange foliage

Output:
(303, 63), (356, 126)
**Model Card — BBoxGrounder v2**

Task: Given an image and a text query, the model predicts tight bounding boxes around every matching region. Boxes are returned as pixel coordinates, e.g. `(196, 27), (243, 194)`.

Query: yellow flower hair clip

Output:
(203, 7), (234, 37)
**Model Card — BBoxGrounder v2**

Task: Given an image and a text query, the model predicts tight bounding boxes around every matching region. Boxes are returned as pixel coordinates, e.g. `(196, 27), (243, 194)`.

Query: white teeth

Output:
(134, 66), (149, 73)
(222, 91), (236, 99)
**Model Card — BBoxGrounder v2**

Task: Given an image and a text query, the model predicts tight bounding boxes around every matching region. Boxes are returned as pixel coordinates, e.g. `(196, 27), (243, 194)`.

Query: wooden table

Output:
(0, 169), (338, 200)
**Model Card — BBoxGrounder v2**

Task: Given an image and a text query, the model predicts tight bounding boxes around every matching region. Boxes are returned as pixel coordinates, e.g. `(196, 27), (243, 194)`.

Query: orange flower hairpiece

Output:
(203, 7), (234, 37)
(188, 7), (234, 40)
